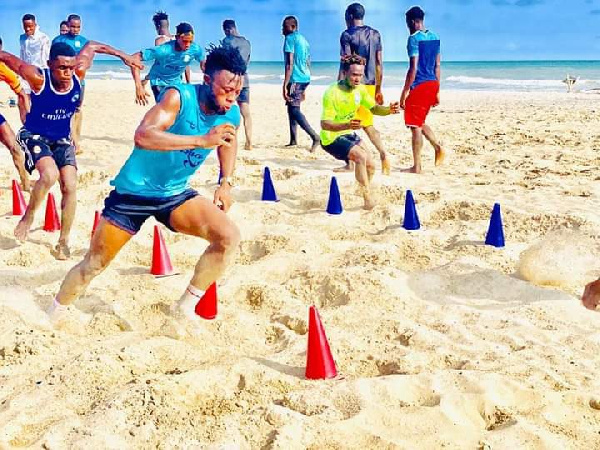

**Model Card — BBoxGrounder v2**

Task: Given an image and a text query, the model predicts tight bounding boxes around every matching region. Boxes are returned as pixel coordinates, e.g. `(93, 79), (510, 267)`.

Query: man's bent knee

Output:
(214, 222), (241, 254)
(40, 169), (59, 187)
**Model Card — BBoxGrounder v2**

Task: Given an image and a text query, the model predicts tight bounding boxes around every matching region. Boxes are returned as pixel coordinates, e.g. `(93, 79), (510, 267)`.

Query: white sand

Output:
(0, 80), (599, 449)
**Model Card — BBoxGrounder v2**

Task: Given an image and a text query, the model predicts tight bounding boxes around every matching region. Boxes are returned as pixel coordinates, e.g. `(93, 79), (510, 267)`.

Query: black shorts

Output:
(102, 188), (198, 235)
(321, 133), (361, 163)
(237, 87), (250, 104)
(286, 82), (309, 107)
(17, 128), (77, 174)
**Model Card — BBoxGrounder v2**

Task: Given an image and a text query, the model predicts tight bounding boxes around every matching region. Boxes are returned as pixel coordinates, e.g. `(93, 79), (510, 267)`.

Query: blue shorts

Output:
(17, 128), (77, 174)
(286, 82), (309, 107)
(0, 113), (5, 126)
(237, 87), (250, 104)
(102, 188), (198, 235)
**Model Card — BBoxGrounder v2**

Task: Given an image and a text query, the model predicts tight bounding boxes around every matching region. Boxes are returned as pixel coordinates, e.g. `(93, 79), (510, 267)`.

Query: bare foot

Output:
(381, 156), (391, 176)
(363, 197), (376, 210)
(54, 242), (71, 260)
(401, 166), (421, 174)
(14, 215), (33, 242)
(244, 142), (252, 151)
(435, 146), (446, 166)
(75, 147), (83, 155)
(334, 162), (354, 173)
(310, 139), (320, 153)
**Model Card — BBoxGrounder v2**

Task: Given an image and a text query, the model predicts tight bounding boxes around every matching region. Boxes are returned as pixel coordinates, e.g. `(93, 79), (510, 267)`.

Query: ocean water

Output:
(88, 60), (600, 92)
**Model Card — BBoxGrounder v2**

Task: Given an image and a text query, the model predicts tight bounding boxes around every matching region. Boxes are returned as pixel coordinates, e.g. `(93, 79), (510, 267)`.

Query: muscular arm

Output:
(401, 56), (418, 103)
(75, 41), (143, 79)
(375, 49), (383, 91)
(0, 51), (44, 92)
(371, 105), (392, 116)
(217, 127), (237, 179)
(320, 120), (353, 132)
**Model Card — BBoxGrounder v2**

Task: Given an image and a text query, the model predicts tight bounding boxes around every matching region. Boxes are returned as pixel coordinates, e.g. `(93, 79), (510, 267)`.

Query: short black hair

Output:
(341, 54), (366, 71)
(222, 19), (236, 30)
(406, 6), (425, 22)
(204, 43), (247, 78)
(345, 3), (365, 20)
(0, 37), (3, 46)
(22, 14), (36, 22)
(50, 42), (76, 60)
(176, 22), (194, 35)
(152, 10), (168, 27)
(67, 14), (81, 22)
(60, 20), (68, 27)
(283, 16), (298, 28)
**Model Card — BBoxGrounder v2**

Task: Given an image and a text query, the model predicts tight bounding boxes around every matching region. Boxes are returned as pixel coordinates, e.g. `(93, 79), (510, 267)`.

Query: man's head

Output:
(60, 21), (69, 35)
(152, 10), (169, 34)
(222, 19), (236, 37)
(345, 3), (365, 26)
(203, 44), (246, 113)
(175, 22), (194, 51)
(67, 14), (82, 36)
(22, 14), (37, 36)
(282, 16), (298, 36)
(341, 54), (366, 87)
(405, 6), (425, 33)
(48, 43), (77, 83)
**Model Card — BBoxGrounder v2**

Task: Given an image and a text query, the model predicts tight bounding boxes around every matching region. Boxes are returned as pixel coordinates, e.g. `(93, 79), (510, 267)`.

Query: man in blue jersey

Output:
(400, 6), (445, 174)
(0, 41), (141, 260)
(53, 14), (89, 156)
(282, 16), (319, 152)
(50, 45), (245, 328)
(132, 22), (206, 105)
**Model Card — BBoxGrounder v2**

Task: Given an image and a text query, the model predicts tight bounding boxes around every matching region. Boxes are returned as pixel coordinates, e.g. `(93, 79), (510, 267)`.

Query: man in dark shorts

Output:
(223, 19), (252, 150)
(50, 45), (245, 329)
(0, 41), (141, 259)
(321, 55), (399, 210)
(338, 3), (391, 175)
(282, 16), (319, 152)
(400, 6), (445, 174)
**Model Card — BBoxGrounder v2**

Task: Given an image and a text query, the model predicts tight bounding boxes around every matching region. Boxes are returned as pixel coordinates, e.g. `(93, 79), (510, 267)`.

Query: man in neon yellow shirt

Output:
(320, 54), (399, 210)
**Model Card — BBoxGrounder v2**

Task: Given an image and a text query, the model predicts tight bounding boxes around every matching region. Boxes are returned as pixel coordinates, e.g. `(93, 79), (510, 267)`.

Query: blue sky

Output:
(1, 0), (599, 61)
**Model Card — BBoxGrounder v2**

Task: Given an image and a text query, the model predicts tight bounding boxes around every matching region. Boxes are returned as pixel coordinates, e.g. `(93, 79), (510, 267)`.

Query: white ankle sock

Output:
(175, 285), (205, 318)
(47, 297), (69, 322)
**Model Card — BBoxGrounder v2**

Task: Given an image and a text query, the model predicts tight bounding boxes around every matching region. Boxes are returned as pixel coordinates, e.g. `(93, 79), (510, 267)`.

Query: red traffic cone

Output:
(195, 282), (218, 320)
(12, 180), (27, 215)
(305, 306), (338, 380)
(150, 225), (174, 276)
(91, 211), (101, 239)
(43, 193), (61, 232)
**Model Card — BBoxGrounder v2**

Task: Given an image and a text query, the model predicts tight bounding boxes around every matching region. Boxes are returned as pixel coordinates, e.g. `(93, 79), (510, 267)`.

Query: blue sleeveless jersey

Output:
(24, 69), (82, 140)
(111, 84), (241, 198)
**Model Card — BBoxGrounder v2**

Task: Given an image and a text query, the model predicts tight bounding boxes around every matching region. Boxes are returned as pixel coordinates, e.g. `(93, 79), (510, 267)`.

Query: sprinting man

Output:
(0, 38), (30, 191)
(50, 45), (245, 328)
(222, 19), (252, 150)
(282, 16), (319, 152)
(53, 14), (89, 155)
(338, 3), (391, 175)
(20, 14), (51, 122)
(321, 55), (399, 210)
(400, 6), (445, 174)
(59, 21), (69, 36)
(132, 22), (206, 105)
(0, 41), (141, 260)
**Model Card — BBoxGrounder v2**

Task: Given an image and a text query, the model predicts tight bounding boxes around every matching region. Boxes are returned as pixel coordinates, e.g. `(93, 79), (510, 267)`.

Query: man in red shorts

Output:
(400, 6), (445, 174)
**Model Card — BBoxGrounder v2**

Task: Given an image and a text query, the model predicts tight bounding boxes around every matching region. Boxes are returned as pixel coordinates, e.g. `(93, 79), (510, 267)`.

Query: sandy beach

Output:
(0, 79), (599, 449)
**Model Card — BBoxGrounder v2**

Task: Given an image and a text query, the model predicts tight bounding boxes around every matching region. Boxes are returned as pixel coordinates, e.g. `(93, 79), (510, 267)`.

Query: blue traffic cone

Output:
(326, 177), (343, 215)
(485, 203), (505, 248)
(261, 167), (279, 202)
(403, 190), (420, 230)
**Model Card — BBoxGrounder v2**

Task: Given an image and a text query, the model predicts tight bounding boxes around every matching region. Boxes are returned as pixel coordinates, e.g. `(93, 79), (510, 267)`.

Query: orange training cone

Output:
(195, 282), (218, 320)
(12, 180), (27, 215)
(305, 306), (338, 380)
(150, 225), (174, 276)
(43, 193), (60, 232)
(91, 211), (101, 239)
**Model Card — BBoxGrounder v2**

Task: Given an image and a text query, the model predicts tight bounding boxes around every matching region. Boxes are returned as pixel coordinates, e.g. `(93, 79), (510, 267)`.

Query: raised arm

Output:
(134, 89), (234, 151)
(75, 40), (143, 79)
(0, 51), (44, 92)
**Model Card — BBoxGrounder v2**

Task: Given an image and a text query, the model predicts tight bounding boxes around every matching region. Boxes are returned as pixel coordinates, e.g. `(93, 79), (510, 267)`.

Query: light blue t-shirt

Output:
(142, 41), (205, 87)
(407, 30), (440, 89)
(52, 34), (89, 54)
(111, 84), (241, 198)
(284, 31), (311, 84)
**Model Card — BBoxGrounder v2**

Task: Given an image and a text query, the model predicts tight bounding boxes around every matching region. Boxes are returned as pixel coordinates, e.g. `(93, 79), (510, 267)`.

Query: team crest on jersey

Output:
(354, 92), (361, 105)
(75, 41), (81, 47)
(71, 93), (80, 103)
(183, 55), (191, 63)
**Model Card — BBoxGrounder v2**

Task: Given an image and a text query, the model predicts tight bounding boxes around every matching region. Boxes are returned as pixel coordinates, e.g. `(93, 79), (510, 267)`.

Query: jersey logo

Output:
(71, 93), (80, 103)
(186, 120), (196, 130)
(183, 55), (191, 63)
(183, 149), (206, 168)
(75, 41), (81, 48)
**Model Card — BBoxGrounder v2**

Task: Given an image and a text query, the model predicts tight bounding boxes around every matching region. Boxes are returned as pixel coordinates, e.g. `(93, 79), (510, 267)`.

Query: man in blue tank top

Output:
(51, 44), (245, 329)
(0, 41), (141, 260)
